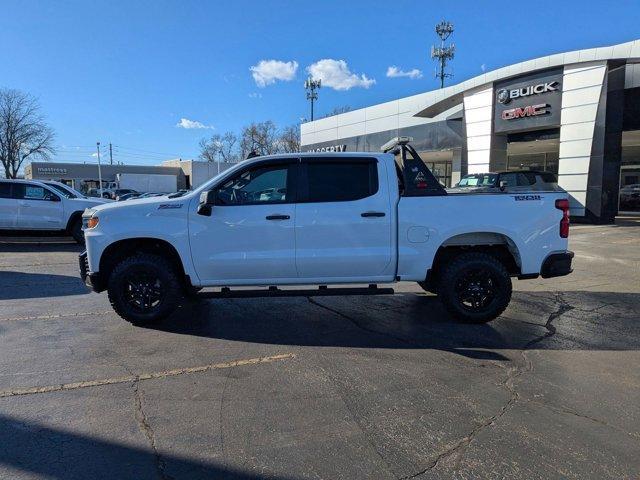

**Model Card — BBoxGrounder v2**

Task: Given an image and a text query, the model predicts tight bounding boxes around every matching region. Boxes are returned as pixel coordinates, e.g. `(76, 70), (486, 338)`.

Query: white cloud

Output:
(386, 66), (423, 79)
(480, 63), (487, 72)
(306, 59), (375, 91)
(248, 92), (263, 99)
(250, 60), (298, 87)
(176, 118), (214, 130)
(91, 153), (98, 157)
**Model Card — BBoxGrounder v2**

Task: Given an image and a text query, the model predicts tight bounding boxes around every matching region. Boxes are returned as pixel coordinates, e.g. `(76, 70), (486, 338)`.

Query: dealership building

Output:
(301, 39), (640, 223)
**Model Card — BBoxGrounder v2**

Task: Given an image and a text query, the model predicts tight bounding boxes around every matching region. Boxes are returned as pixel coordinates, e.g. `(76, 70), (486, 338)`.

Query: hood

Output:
(90, 194), (188, 214)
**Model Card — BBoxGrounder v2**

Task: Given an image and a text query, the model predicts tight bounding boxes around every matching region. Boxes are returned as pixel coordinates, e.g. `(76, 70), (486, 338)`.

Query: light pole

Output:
(96, 142), (103, 198)
(431, 21), (455, 89)
(304, 76), (321, 121)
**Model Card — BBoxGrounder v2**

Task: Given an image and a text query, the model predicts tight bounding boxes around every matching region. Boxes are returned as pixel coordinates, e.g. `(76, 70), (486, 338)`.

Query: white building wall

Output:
(463, 87), (494, 173)
(558, 62), (607, 216)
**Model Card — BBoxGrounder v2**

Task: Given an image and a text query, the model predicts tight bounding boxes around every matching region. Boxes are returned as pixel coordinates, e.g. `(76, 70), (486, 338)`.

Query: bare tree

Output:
(199, 131), (239, 163)
(0, 89), (55, 178)
(323, 105), (351, 118)
(278, 124), (300, 153)
(240, 121), (278, 159)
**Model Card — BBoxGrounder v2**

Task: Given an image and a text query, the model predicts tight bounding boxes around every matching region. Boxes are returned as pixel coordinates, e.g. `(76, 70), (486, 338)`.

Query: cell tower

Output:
(431, 21), (455, 88)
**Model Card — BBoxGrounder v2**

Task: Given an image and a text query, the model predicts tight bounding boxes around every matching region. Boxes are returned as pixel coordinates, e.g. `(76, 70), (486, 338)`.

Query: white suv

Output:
(0, 179), (108, 243)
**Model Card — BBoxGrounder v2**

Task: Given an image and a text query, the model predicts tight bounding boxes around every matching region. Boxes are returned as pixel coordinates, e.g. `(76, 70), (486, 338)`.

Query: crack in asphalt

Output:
(0, 353), (296, 398)
(132, 379), (173, 480)
(399, 292), (575, 479)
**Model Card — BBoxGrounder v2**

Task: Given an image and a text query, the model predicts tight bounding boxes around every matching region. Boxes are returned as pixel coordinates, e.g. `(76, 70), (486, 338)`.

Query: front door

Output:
(15, 183), (64, 230)
(189, 159), (298, 285)
(295, 157), (394, 281)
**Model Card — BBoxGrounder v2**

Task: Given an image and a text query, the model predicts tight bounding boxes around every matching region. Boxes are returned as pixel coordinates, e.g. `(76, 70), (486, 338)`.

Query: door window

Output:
(304, 160), (378, 202)
(13, 184), (59, 201)
(0, 183), (10, 198)
(216, 164), (290, 205)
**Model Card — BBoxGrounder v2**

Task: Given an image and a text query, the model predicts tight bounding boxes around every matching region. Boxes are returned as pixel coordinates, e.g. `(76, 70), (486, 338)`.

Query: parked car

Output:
(452, 170), (558, 192)
(619, 184), (640, 210)
(0, 179), (108, 243)
(116, 192), (141, 201)
(86, 188), (113, 199)
(80, 138), (573, 326)
(108, 188), (138, 200)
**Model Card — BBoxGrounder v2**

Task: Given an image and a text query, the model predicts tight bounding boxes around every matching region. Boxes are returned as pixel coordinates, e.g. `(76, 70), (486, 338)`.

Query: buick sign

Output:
(493, 69), (563, 133)
(498, 81), (560, 104)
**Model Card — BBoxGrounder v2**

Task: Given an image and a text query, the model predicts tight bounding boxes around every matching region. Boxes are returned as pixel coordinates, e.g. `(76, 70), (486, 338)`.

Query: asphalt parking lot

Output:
(0, 218), (639, 480)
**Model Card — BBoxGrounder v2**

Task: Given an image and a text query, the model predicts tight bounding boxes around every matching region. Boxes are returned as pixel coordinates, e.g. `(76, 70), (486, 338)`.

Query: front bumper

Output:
(79, 251), (105, 292)
(540, 251), (574, 278)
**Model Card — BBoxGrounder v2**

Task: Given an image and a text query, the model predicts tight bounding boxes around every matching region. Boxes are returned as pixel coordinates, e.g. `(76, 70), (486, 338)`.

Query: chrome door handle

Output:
(266, 214), (290, 220)
(361, 211), (385, 217)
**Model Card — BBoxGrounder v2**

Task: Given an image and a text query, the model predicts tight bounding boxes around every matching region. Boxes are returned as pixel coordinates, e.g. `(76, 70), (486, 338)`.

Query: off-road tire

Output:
(438, 252), (512, 323)
(69, 217), (84, 245)
(107, 253), (182, 325)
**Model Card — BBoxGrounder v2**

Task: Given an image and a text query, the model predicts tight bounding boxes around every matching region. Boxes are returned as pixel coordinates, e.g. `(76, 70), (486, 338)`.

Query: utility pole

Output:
(304, 76), (321, 121)
(431, 20), (455, 89)
(96, 142), (103, 198)
(109, 142), (113, 165)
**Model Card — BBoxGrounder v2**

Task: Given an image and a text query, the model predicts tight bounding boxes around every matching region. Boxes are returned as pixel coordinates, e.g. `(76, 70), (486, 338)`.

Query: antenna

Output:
(304, 76), (321, 121)
(431, 20), (455, 88)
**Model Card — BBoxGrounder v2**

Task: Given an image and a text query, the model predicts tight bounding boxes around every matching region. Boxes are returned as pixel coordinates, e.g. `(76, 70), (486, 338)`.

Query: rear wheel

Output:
(438, 252), (512, 323)
(69, 217), (84, 245)
(107, 253), (182, 325)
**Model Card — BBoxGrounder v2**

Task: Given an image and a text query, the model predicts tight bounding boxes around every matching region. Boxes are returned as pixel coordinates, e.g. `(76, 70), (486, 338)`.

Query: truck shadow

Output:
(151, 290), (640, 360)
(0, 413), (294, 480)
(0, 271), (89, 300)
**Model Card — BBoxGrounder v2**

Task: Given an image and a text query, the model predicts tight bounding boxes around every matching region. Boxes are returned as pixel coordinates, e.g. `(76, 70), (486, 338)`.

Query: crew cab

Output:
(0, 178), (109, 243)
(80, 139), (573, 325)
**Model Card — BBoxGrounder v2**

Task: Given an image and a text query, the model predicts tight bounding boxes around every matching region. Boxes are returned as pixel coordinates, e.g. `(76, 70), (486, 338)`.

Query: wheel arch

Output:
(65, 211), (84, 232)
(422, 231), (522, 291)
(98, 237), (193, 292)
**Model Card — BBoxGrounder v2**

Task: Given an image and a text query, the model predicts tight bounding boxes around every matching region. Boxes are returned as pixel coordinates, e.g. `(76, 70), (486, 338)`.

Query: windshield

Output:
(457, 174), (498, 187)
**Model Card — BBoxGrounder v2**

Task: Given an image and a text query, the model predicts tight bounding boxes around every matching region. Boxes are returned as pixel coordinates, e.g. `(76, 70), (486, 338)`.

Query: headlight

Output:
(86, 216), (100, 229)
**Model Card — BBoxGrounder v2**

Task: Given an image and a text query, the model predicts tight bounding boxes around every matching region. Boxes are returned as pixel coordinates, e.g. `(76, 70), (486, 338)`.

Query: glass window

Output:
(0, 183), (10, 199)
(45, 183), (74, 198)
(13, 184), (58, 201)
(217, 164), (289, 205)
(305, 160), (378, 202)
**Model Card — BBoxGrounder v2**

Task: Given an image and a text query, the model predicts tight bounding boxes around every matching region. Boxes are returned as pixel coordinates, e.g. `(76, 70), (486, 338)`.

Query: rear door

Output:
(14, 183), (64, 230)
(0, 182), (17, 228)
(295, 157), (394, 281)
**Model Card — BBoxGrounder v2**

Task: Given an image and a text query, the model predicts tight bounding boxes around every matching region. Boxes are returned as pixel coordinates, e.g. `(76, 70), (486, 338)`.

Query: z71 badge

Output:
(513, 195), (542, 201)
(158, 204), (183, 209)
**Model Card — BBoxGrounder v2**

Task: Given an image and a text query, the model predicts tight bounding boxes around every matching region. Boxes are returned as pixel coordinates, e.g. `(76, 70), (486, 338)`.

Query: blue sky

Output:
(1, 0), (639, 165)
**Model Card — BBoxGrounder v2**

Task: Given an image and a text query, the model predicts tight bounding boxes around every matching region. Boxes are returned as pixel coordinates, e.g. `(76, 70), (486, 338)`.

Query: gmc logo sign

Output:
(501, 103), (548, 120)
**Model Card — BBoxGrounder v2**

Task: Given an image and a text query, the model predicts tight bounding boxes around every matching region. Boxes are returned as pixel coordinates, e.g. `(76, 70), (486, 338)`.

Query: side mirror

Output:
(49, 194), (61, 202)
(197, 190), (216, 216)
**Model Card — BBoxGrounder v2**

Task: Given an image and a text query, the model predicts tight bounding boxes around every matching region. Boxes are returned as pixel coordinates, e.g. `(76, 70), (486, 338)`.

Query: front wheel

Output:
(107, 253), (183, 325)
(438, 252), (512, 323)
(69, 217), (85, 245)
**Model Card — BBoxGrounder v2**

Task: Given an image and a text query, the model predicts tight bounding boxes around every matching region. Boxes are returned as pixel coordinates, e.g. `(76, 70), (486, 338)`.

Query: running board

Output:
(197, 284), (395, 299)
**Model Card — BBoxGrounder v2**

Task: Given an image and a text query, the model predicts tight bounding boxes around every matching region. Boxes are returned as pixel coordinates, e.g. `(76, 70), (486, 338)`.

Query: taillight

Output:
(555, 199), (570, 238)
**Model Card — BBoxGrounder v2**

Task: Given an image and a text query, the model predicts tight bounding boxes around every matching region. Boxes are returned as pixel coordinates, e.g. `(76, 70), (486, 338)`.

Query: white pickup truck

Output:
(80, 139), (573, 325)
(0, 179), (109, 243)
